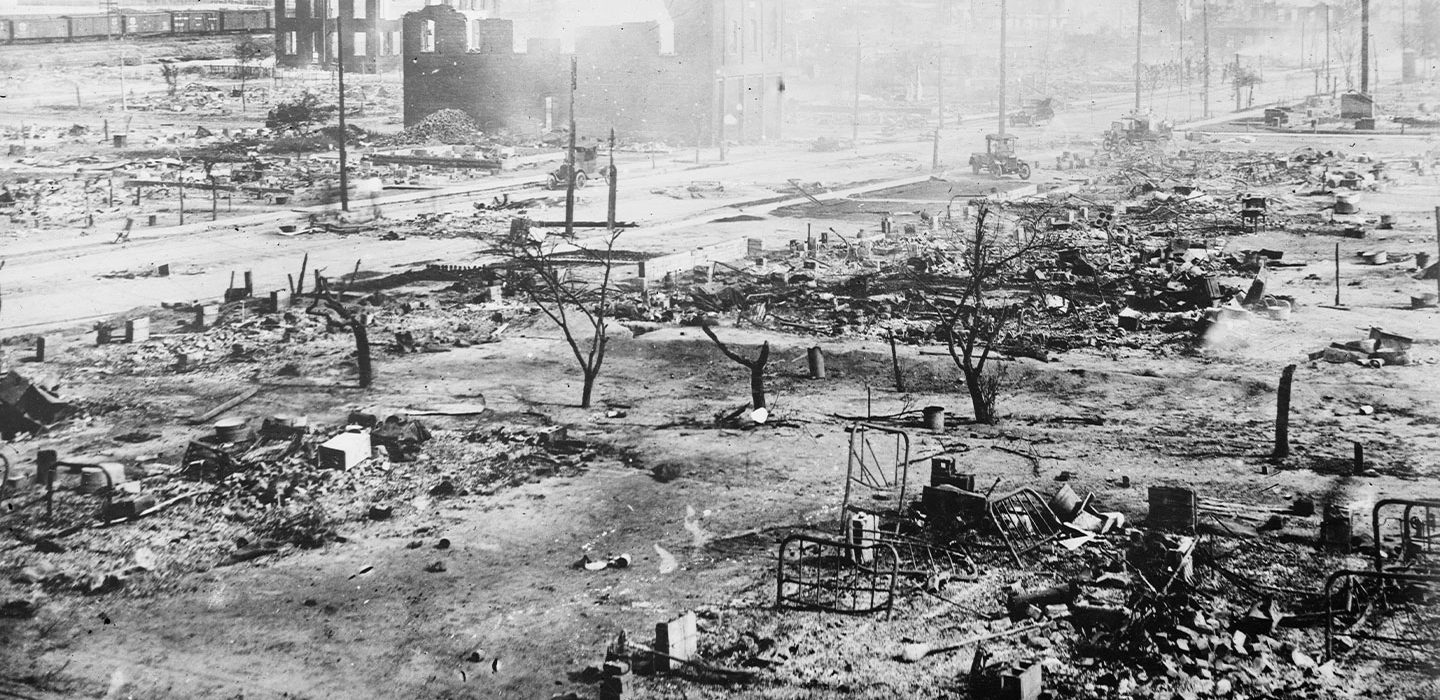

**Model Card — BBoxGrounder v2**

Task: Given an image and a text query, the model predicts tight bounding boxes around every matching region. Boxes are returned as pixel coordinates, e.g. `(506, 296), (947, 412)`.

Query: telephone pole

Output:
(337, 10), (348, 212)
(1134, 0), (1142, 114)
(1325, 3), (1332, 94)
(997, 0), (1007, 137)
(1360, 0), (1370, 93)
(565, 55), (577, 239)
(1203, 1), (1210, 117)
(852, 10), (861, 148)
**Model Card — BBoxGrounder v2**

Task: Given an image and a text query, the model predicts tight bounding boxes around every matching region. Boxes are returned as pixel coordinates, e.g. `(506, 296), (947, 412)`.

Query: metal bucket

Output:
(80, 462), (126, 494)
(922, 406), (946, 433)
(214, 417), (249, 443)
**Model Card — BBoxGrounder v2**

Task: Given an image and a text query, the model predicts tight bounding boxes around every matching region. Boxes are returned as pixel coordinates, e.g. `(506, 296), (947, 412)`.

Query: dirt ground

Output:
(2, 33), (1440, 700)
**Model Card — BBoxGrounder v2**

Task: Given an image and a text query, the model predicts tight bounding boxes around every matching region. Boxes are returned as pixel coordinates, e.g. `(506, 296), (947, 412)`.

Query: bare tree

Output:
(234, 39), (264, 113)
(493, 228), (622, 408)
(698, 323), (771, 411)
(159, 61), (179, 97)
(306, 273), (373, 388)
(920, 204), (1055, 424)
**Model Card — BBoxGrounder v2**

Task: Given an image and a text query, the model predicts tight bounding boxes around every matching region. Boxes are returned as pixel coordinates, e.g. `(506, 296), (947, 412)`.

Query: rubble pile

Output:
(395, 108), (483, 145)
(604, 439), (1438, 700)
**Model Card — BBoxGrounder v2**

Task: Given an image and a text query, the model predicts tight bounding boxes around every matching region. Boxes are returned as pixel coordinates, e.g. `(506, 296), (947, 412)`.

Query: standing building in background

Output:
(401, 0), (790, 145)
(274, 0), (436, 71)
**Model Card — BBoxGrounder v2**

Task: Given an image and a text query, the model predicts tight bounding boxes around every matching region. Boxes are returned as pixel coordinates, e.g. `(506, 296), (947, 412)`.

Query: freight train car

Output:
(120, 11), (173, 36)
(10, 16), (69, 41)
(218, 9), (269, 32)
(0, 8), (271, 43)
(64, 13), (122, 40)
(170, 10), (221, 34)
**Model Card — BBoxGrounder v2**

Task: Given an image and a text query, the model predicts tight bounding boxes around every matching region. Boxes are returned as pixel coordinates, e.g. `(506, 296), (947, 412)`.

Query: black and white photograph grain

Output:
(0, 1), (1437, 698)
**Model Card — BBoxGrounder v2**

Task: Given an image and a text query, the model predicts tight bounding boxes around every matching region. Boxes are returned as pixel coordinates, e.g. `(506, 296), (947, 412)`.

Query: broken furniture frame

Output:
(1372, 498), (1440, 573)
(987, 487), (1063, 567)
(37, 449), (117, 520)
(776, 533), (899, 615)
(838, 423), (911, 535)
(1324, 569), (1440, 660)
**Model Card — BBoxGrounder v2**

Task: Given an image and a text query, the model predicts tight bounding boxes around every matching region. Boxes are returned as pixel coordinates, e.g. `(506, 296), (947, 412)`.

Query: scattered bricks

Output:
(534, 425), (567, 446)
(317, 430), (372, 470)
(1148, 486), (1198, 531)
(195, 304), (219, 329)
(653, 611), (698, 672)
(1000, 661), (1044, 700)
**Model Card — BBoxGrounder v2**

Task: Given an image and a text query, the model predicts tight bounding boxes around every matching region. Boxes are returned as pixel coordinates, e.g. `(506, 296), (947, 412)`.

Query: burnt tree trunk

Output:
(963, 366), (993, 425)
(353, 318), (372, 388)
(750, 342), (770, 409)
(581, 369), (597, 409)
(1272, 364), (1296, 459)
(700, 324), (770, 411)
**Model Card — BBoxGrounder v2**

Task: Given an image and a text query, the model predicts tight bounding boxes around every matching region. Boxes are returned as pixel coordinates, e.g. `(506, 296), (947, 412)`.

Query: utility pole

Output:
(606, 127), (617, 230)
(565, 55), (577, 239)
(1360, 0), (1370, 94)
(852, 10), (861, 148)
(1134, 0), (1142, 114)
(933, 38), (943, 170)
(1325, 3), (1332, 95)
(336, 5), (349, 212)
(997, 0), (1007, 138)
(1203, 1), (1210, 117)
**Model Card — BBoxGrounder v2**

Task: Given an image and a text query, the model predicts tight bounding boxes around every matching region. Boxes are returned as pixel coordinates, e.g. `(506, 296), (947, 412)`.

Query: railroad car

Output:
(10, 16), (69, 42)
(170, 9), (221, 33)
(120, 11), (173, 36)
(218, 9), (270, 32)
(64, 13), (122, 40)
(0, 8), (271, 43)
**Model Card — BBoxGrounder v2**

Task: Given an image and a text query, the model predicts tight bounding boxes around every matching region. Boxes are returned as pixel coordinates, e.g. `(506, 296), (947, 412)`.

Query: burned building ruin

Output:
(401, 0), (789, 144)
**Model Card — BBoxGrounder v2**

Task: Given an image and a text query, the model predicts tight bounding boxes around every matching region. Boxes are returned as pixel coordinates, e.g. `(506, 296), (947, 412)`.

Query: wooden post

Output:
(1334, 242), (1341, 306)
(1352, 441), (1364, 475)
(39, 449), (57, 520)
(1433, 206), (1439, 298)
(889, 332), (905, 392)
(1273, 364), (1296, 459)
